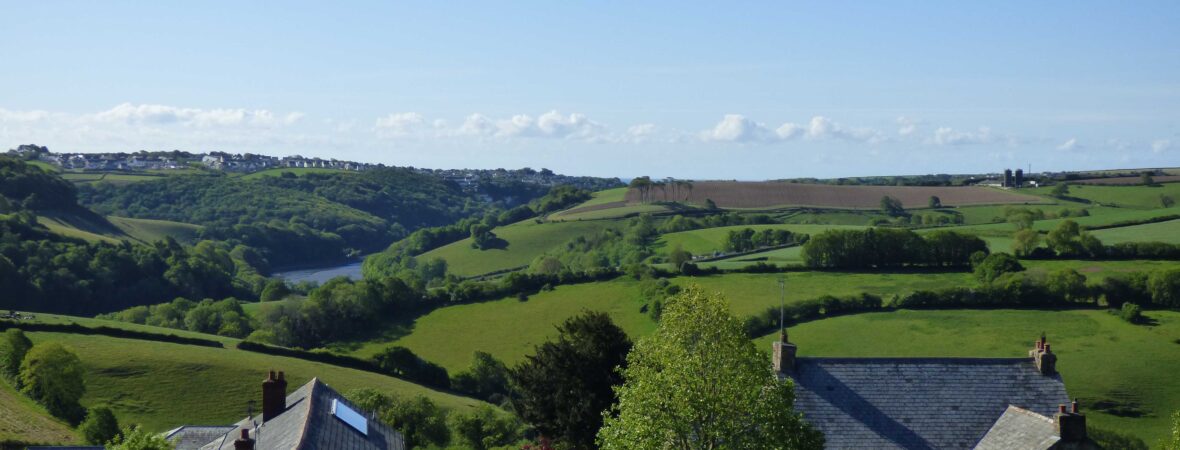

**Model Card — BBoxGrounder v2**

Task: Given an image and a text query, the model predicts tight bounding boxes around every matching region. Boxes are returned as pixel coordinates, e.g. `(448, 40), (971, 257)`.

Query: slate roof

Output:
(165, 426), (238, 450)
(198, 378), (405, 450)
(973, 406), (1060, 450)
(786, 357), (1069, 450)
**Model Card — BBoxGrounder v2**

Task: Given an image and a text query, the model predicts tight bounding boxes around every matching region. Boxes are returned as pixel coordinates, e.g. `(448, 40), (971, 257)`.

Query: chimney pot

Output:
(1044, 344), (1051, 353)
(262, 369), (289, 422)
(1059, 404), (1067, 414)
(1071, 400), (1079, 413)
(233, 428), (255, 450)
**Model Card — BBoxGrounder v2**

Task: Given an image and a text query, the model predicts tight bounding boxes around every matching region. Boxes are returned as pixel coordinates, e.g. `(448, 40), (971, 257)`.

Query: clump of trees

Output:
(656, 212), (775, 234)
(598, 286), (824, 449)
(802, 228), (987, 269)
(0, 335), (90, 424)
(723, 228), (806, 253)
(99, 297), (253, 338)
(509, 311), (632, 448)
(880, 195), (905, 216)
(79, 406), (121, 445)
(372, 346), (450, 389)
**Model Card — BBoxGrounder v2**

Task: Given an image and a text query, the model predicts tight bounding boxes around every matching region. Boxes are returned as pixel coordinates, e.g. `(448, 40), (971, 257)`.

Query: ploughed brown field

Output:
(1070, 175), (1180, 185)
(625, 181), (1046, 209)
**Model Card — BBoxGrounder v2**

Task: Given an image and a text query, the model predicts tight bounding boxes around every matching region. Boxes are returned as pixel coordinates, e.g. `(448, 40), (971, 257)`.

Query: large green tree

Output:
(19, 342), (86, 423)
(510, 311), (633, 449)
(79, 405), (120, 445)
(597, 286), (823, 450)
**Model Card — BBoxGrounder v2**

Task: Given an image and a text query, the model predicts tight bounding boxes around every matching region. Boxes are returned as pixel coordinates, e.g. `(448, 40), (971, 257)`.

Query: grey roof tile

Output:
(973, 405), (1059, 450)
(787, 357), (1069, 450)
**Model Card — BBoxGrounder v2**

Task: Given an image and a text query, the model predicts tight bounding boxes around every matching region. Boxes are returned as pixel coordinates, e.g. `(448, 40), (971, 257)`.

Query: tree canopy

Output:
(19, 341), (87, 423)
(597, 286), (823, 450)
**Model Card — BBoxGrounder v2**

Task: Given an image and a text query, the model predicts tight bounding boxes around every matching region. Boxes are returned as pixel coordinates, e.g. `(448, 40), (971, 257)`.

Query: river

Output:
(272, 259), (365, 284)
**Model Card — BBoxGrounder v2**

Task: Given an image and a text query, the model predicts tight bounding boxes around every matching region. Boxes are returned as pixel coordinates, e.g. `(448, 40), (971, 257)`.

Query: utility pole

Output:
(778, 276), (786, 335)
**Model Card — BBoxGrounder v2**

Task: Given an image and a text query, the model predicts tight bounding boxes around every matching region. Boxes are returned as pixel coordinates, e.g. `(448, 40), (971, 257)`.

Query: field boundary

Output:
(0, 321), (224, 348)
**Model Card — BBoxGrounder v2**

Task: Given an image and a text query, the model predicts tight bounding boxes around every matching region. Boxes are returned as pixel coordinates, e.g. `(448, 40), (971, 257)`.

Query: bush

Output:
(372, 346), (450, 389)
(449, 405), (523, 450)
(1120, 303), (1143, 324)
(972, 253), (1024, 283)
(451, 352), (510, 403)
(106, 425), (172, 450)
(259, 279), (291, 302)
(19, 342), (86, 424)
(79, 406), (120, 445)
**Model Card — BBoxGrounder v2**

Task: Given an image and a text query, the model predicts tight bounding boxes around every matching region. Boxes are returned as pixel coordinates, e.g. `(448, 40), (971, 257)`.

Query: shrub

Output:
(1120, 303), (1143, 324)
(372, 346), (450, 389)
(0, 329), (32, 384)
(19, 342), (86, 424)
(972, 253), (1024, 283)
(449, 405), (523, 450)
(106, 425), (173, 450)
(79, 406), (120, 445)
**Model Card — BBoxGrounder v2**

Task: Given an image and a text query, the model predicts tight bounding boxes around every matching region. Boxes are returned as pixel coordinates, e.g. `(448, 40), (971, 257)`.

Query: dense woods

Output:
(801, 228), (988, 269)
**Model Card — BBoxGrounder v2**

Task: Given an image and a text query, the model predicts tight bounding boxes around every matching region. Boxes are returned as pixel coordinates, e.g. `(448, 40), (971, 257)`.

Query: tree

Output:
(0, 329), (33, 384)
(1046, 269), (1088, 302)
(667, 244), (692, 271)
(449, 405), (523, 450)
(1163, 195), (1176, 208)
(598, 286), (824, 450)
(1051, 182), (1070, 198)
(259, 279), (291, 302)
(1142, 172), (1156, 186)
(510, 311), (632, 448)
(79, 406), (120, 445)
(1148, 269), (1180, 308)
(1047, 220), (1096, 257)
(704, 198), (718, 210)
(1120, 303), (1143, 323)
(880, 195), (905, 216)
(928, 196), (942, 208)
(19, 342), (86, 423)
(973, 252), (1024, 283)
(106, 425), (173, 450)
(1012, 229), (1041, 256)
(470, 223), (498, 250)
(451, 351), (510, 403)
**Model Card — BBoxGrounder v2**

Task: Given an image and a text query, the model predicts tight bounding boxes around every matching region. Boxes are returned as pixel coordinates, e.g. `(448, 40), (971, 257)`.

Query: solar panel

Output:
(332, 398), (369, 435)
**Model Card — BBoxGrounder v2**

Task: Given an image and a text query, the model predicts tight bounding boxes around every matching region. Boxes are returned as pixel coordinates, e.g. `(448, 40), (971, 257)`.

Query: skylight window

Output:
(332, 398), (368, 436)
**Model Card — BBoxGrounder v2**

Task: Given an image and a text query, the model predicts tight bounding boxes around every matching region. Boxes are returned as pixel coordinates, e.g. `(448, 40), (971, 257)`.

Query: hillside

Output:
(0, 379), (80, 445)
(418, 219), (617, 277)
(16, 318), (488, 433)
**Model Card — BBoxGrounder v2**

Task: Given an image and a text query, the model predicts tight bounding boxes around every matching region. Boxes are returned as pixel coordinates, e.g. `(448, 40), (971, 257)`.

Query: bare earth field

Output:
(626, 181), (1046, 209)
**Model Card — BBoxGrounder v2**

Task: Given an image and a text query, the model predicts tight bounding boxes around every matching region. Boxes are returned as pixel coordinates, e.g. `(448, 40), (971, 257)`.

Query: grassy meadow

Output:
(658, 224), (864, 255)
(752, 309), (1180, 443)
(1091, 219), (1180, 244)
(1027, 183), (1180, 209)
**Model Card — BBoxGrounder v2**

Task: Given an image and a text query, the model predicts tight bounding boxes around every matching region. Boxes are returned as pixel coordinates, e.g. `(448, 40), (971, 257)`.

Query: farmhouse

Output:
(164, 371), (405, 450)
(774, 332), (1099, 449)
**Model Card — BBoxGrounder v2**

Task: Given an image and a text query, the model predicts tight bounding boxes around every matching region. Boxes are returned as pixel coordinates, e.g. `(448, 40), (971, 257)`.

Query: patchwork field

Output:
(626, 181), (1046, 209)
(658, 223), (864, 255)
(418, 219), (616, 276)
(752, 309), (1180, 443)
(1027, 183), (1180, 209)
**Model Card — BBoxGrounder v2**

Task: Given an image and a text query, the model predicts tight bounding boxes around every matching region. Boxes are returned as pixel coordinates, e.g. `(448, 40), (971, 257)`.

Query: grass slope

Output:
(0, 380), (80, 445)
(752, 309), (1180, 443)
(106, 216), (203, 243)
(659, 224), (864, 256)
(35, 210), (202, 244)
(419, 219), (616, 277)
(23, 330), (487, 432)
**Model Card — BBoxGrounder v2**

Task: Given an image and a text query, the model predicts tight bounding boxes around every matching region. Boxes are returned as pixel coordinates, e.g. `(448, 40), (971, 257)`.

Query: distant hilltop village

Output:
(5, 144), (622, 193)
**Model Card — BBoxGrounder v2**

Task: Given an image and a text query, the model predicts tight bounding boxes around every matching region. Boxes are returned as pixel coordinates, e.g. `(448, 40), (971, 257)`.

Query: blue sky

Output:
(2, 1), (1178, 179)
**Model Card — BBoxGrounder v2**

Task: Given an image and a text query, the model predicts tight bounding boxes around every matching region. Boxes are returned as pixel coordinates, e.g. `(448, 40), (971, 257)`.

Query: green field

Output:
(945, 205), (1180, 237)
(419, 219), (617, 276)
(106, 216), (203, 243)
(1027, 183), (1180, 209)
(0, 380), (79, 445)
(21, 330), (487, 433)
(752, 309), (1180, 443)
(1091, 219), (1180, 244)
(1021, 259), (1180, 281)
(659, 224), (864, 256)
(25, 160), (60, 173)
(61, 172), (169, 186)
(550, 203), (670, 221)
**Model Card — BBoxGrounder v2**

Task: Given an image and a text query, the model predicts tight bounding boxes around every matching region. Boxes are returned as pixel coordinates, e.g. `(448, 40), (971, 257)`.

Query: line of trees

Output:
(801, 228), (988, 269)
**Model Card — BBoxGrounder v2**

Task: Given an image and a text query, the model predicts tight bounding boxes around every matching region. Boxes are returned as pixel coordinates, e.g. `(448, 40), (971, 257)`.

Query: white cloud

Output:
(930, 126), (996, 146)
(896, 116), (918, 136)
(1152, 139), (1171, 153)
(374, 112), (426, 138)
(1057, 138), (1080, 151)
(0, 108), (52, 122)
(89, 103), (302, 128)
(702, 114), (774, 142)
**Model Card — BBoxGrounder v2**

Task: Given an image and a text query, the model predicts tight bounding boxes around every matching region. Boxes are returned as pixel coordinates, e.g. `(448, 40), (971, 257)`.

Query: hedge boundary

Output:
(0, 320), (223, 348)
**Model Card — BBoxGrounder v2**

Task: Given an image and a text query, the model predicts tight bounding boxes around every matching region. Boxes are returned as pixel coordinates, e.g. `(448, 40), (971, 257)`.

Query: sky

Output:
(2, 1), (1179, 180)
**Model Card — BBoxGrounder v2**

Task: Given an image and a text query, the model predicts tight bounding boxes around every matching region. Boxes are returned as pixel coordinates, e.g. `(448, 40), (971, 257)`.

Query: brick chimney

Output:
(262, 370), (288, 422)
(1029, 335), (1057, 376)
(1055, 400), (1087, 443)
(772, 329), (797, 374)
(233, 429), (255, 450)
